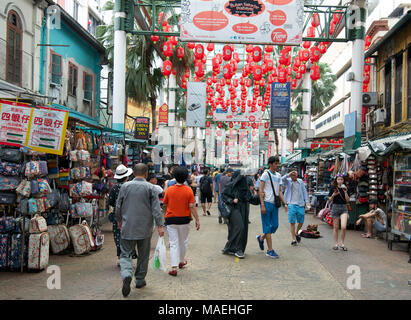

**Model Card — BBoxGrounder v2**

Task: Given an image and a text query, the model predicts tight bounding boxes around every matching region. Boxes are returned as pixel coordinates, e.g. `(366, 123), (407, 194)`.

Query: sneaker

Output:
(178, 260), (187, 269)
(291, 240), (298, 246)
(296, 235), (301, 243)
(135, 279), (146, 289)
(256, 235), (264, 251)
(221, 248), (235, 255)
(207, 210), (211, 216)
(218, 216), (222, 224)
(122, 276), (132, 297)
(235, 251), (245, 259)
(168, 270), (178, 276)
(266, 250), (279, 259)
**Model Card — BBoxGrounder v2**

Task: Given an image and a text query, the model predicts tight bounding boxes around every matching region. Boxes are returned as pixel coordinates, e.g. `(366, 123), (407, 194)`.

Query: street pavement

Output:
(0, 203), (410, 300)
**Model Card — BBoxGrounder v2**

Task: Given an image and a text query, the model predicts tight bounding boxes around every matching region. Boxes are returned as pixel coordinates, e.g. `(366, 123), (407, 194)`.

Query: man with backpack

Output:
(200, 169), (214, 216)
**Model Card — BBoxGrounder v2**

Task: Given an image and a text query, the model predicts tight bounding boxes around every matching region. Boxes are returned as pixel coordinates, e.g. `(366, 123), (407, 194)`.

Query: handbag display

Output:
(0, 192), (17, 205)
(29, 214), (47, 234)
(0, 176), (21, 191)
(0, 162), (21, 176)
(39, 161), (48, 177)
(0, 148), (22, 163)
(30, 179), (40, 195)
(38, 179), (52, 194)
(25, 161), (40, 178)
(16, 179), (31, 197)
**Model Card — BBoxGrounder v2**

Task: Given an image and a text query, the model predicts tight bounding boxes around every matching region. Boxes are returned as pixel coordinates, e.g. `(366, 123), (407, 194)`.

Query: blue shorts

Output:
(373, 220), (386, 232)
(288, 204), (305, 224)
(261, 201), (279, 234)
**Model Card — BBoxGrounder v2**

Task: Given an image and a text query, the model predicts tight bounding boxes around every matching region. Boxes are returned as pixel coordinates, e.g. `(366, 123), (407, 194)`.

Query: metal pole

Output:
(281, 128), (287, 163)
(300, 69), (312, 149)
(349, 0), (367, 148)
(112, 0), (127, 132)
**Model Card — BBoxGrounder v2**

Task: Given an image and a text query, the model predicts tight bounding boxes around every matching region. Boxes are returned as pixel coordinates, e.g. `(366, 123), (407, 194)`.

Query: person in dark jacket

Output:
(221, 170), (259, 259)
(108, 164), (134, 266)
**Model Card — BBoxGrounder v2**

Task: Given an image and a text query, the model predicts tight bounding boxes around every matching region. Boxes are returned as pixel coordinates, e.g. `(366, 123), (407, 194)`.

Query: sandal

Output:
(340, 245), (348, 251)
(333, 246), (339, 250)
(361, 234), (371, 238)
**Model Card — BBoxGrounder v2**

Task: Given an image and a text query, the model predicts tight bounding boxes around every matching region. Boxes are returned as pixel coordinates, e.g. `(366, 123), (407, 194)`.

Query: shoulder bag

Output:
(267, 171), (282, 208)
(338, 188), (352, 212)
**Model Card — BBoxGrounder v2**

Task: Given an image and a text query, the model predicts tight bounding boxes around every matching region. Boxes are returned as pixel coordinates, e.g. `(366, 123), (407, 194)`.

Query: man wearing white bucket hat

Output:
(108, 164), (134, 267)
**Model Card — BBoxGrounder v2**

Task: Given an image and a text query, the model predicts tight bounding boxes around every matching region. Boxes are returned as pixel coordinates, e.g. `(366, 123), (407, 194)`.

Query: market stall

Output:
(0, 100), (128, 272)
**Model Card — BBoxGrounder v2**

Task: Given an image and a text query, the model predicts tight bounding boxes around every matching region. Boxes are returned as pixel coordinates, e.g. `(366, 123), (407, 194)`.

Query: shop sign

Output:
(159, 103), (169, 124)
(270, 82), (291, 129)
(0, 101), (33, 147)
(180, 0), (304, 45)
(26, 106), (69, 155)
(135, 117), (150, 140)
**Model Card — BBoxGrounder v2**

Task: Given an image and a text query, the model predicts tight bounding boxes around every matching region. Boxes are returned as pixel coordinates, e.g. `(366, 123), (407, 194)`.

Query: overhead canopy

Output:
(381, 140), (411, 156)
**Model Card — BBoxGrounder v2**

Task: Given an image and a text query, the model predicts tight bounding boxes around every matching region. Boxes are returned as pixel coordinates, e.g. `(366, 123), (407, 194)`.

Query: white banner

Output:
(180, 0), (304, 45)
(186, 82), (207, 127)
(213, 107), (264, 122)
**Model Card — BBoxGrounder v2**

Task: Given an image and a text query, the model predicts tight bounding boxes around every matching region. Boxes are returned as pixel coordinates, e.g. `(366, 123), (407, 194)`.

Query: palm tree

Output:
(287, 62), (337, 143)
(97, 1), (194, 133)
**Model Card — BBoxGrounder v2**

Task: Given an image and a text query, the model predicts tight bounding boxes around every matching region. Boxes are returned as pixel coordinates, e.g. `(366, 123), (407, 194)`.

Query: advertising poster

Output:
(0, 101), (33, 147)
(186, 82), (207, 127)
(228, 129), (239, 164)
(270, 82), (291, 129)
(259, 127), (269, 151)
(158, 103), (169, 124)
(135, 117), (150, 140)
(180, 0), (304, 45)
(25, 106), (69, 155)
(252, 129), (259, 156)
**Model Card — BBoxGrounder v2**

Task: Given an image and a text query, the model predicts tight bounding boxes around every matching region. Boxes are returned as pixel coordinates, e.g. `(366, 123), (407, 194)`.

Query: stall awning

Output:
(305, 155), (319, 164)
(125, 138), (147, 144)
(367, 132), (411, 155)
(381, 139), (411, 156)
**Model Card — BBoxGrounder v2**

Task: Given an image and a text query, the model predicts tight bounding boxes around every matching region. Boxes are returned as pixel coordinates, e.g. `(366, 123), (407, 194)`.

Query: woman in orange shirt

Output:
(163, 167), (200, 276)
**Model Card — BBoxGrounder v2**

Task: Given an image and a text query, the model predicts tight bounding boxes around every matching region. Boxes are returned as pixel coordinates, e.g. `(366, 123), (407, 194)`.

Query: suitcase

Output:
(29, 214), (48, 234)
(0, 233), (10, 268)
(28, 232), (49, 270)
(9, 233), (29, 270)
(69, 224), (91, 255)
(48, 224), (70, 254)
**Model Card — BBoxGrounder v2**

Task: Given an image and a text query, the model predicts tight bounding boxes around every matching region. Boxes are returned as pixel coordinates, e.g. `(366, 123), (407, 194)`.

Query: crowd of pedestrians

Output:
(109, 155), (386, 297)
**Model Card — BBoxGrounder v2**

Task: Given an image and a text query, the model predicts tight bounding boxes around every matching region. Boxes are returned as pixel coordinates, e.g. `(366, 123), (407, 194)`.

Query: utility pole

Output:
(281, 128), (287, 163)
(348, 0), (367, 148)
(112, 0), (127, 131)
(299, 67), (312, 151)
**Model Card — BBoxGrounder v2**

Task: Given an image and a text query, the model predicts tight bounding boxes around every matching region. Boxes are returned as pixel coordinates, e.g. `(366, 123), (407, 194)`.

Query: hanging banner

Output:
(0, 101), (33, 147)
(259, 127), (269, 151)
(213, 107), (263, 122)
(158, 103), (169, 124)
(134, 117), (150, 140)
(186, 82), (206, 127)
(180, 0), (304, 45)
(228, 129), (239, 164)
(270, 82), (291, 129)
(25, 106), (69, 155)
(252, 129), (259, 156)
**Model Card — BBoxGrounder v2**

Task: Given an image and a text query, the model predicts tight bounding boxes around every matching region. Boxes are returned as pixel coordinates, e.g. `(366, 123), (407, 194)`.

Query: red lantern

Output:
(207, 43), (215, 52)
(319, 42), (327, 54)
(252, 46), (262, 63)
(303, 41), (311, 49)
(265, 130), (269, 137)
(265, 45), (273, 53)
(365, 35), (371, 47)
(162, 60), (172, 77)
(299, 64), (307, 74)
(364, 64), (371, 72)
(233, 52), (240, 63)
(223, 64), (232, 80)
(217, 122), (223, 128)
(291, 79), (297, 89)
(295, 72), (302, 80)
(170, 36), (178, 47)
(151, 30), (159, 43)
(246, 45), (253, 53)
(363, 73), (370, 84)
(229, 122), (234, 128)
(194, 44), (204, 60)
(310, 64), (321, 81)
(299, 49), (310, 63)
(310, 46), (321, 63)
(311, 13), (320, 27)
(163, 41), (173, 58)
(307, 26), (315, 38)
(187, 42), (195, 50)
(223, 45), (233, 61)
(176, 46), (184, 60)
(195, 62), (204, 78)
(206, 121), (211, 128)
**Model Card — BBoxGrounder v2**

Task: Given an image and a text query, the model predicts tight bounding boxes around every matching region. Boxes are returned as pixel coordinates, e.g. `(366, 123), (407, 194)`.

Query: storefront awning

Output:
(367, 132), (411, 155)
(381, 139), (411, 156)
(305, 155), (319, 164)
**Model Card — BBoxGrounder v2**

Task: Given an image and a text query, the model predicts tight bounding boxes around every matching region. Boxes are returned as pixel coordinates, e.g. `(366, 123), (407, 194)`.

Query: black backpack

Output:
(200, 176), (211, 194)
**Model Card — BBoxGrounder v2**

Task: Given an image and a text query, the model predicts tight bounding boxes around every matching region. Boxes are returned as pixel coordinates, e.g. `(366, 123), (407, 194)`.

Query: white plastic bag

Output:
(151, 236), (167, 272)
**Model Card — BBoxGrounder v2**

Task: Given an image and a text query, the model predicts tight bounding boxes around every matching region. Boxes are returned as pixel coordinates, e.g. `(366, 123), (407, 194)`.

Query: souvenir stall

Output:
(0, 101), (128, 273)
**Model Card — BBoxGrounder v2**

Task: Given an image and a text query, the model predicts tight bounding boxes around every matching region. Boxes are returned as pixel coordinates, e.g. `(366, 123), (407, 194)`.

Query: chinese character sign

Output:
(26, 107), (69, 155)
(180, 0), (304, 45)
(135, 117), (150, 140)
(0, 101), (33, 147)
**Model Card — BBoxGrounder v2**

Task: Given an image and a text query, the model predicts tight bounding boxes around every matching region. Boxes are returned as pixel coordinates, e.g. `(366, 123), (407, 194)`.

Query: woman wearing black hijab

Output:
(221, 170), (259, 258)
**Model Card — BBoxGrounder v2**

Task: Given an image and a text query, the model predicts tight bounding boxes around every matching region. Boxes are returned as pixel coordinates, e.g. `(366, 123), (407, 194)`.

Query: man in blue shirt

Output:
(281, 170), (310, 246)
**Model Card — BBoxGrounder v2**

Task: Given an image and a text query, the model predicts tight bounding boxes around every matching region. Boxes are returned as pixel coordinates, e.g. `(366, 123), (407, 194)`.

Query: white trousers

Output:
(167, 224), (190, 268)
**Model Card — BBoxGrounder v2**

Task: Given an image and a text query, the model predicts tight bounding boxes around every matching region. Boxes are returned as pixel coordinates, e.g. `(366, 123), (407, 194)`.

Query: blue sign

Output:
(344, 111), (357, 138)
(270, 82), (291, 129)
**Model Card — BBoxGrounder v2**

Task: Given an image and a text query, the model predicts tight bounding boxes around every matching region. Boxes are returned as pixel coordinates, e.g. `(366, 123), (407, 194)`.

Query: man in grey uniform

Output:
(116, 163), (165, 297)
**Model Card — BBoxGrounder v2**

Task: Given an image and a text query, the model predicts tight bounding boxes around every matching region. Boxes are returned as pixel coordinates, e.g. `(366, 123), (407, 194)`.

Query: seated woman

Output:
(356, 199), (387, 238)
